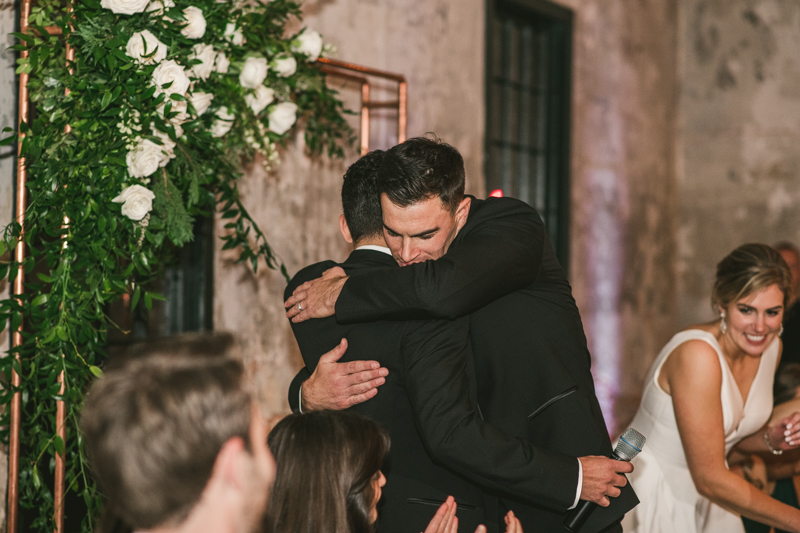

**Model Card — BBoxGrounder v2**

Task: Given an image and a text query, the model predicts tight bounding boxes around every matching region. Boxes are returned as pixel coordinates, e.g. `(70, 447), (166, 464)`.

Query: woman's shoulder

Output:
(662, 327), (723, 375)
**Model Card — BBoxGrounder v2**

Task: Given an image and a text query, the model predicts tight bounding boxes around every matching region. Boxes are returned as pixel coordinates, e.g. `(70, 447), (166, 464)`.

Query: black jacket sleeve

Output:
(335, 198), (545, 322)
(402, 317), (579, 511)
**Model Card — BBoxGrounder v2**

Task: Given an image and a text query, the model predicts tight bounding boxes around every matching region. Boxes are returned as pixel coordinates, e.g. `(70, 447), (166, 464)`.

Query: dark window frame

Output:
(485, 0), (573, 269)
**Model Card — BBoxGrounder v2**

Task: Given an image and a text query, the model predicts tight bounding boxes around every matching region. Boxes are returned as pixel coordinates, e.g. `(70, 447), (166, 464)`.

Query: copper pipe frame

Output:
(54, 10), (74, 532)
(318, 66), (370, 156)
(316, 57), (407, 149)
(9, 0), (33, 527)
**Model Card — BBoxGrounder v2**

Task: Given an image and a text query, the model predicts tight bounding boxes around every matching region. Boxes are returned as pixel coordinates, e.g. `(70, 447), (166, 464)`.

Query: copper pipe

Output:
(9, 0), (33, 527)
(316, 58), (408, 148)
(41, 25), (63, 36)
(360, 83), (370, 156)
(398, 81), (407, 143)
(364, 101), (399, 109)
(53, 14), (74, 532)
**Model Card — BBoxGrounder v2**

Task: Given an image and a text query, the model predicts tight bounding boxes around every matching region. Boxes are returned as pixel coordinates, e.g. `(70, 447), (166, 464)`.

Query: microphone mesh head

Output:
(613, 428), (646, 461)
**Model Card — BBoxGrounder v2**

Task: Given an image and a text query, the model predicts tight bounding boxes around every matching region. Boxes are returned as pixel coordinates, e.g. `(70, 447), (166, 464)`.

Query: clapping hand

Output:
(768, 411), (800, 451)
(422, 497), (523, 533)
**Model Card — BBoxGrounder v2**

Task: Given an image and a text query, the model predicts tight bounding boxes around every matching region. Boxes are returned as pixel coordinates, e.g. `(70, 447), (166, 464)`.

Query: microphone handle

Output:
(563, 451), (626, 533)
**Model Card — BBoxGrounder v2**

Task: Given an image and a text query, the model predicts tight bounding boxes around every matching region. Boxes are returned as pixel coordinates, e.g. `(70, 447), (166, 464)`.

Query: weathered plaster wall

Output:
(549, 0), (680, 433)
(679, 0), (800, 326)
(214, 0), (486, 417)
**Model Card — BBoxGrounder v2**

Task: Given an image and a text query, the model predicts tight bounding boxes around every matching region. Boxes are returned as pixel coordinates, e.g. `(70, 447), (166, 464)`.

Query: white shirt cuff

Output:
(568, 458), (583, 510)
(298, 384), (304, 414)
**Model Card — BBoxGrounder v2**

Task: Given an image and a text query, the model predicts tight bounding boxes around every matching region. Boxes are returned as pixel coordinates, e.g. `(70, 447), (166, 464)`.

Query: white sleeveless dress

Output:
(621, 330), (778, 533)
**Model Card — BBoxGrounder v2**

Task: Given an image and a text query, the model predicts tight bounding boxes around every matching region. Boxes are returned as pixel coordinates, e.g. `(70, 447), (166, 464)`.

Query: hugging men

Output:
(284, 137), (638, 533)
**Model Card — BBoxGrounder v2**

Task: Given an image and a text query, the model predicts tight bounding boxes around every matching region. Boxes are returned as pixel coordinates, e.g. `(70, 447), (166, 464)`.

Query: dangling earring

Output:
(720, 311), (728, 335)
(780, 324), (784, 337)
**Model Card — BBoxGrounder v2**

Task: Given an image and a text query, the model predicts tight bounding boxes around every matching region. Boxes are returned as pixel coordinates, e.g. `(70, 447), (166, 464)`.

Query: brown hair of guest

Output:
(80, 355), (252, 530)
(265, 411), (390, 533)
(712, 242), (794, 311)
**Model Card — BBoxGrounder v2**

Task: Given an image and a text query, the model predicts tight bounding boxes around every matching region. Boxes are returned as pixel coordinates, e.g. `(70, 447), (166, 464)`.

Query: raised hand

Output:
(502, 510), (522, 533)
(768, 411), (800, 450)
(577, 455), (633, 507)
(301, 338), (389, 411)
(285, 266), (348, 323)
(423, 496), (458, 533)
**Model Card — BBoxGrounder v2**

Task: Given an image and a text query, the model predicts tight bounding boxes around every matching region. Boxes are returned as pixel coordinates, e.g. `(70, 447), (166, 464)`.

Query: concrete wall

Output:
(550, 0), (680, 433)
(679, 0), (800, 326)
(214, 0), (487, 417)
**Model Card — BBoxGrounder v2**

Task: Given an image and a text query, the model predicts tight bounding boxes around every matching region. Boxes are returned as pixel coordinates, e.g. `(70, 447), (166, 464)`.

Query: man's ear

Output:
(339, 214), (353, 244)
(212, 436), (247, 490)
(454, 196), (471, 232)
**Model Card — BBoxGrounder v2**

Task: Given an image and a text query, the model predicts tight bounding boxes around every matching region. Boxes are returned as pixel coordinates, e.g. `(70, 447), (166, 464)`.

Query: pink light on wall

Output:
(489, 189), (504, 198)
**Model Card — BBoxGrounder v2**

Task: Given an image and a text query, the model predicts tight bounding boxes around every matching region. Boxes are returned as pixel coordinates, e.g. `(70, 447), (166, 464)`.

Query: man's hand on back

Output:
(285, 266), (348, 323)
(577, 456), (633, 507)
(301, 338), (389, 411)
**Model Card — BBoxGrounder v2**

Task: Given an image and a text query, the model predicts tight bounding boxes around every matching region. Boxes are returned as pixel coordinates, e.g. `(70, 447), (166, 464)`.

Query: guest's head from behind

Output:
(377, 135), (472, 265)
(80, 353), (275, 533)
(713, 242), (792, 356)
(340, 149), (386, 246)
(775, 241), (800, 300)
(265, 410), (389, 533)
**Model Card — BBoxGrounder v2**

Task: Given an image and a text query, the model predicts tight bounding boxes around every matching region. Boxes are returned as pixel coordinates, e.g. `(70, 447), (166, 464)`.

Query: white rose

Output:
(245, 85), (274, 115)
(126, 138), (171, 178)
(189, 91), (214, 116)
(268, 102), (297, 135)
(112, 185), (156, 221)
(145, 0), (174, 14)
(211, 107), (235, 137)
(189, 43), (216, 80)
(224, 23), (245, 45)
(239, 57), (268, 89)
(157, 99), (189, 124)
(151, 129), (177, 165)
(180, 7), (207, 39)
(126, 30), (167, 65)
(101, 0), (148, 15)
(271, 54), (296, 77)
(214, 52), (230, 74)
(152, 60), (191, 96)
(291, 29), (323, 62)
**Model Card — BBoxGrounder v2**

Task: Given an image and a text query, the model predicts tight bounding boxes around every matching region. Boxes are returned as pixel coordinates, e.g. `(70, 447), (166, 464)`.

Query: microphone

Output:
(563, 428), (645, 533)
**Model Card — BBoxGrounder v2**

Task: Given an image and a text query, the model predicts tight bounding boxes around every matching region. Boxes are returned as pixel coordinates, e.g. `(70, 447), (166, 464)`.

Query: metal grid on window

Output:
(485, 0), (572, 268)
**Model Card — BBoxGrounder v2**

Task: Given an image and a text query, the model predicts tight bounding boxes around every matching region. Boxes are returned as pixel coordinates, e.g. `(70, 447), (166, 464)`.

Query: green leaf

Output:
(32, 465), (41, 490)
(56, 326), (68, 342)
(89, 365), (103, 378)
(31, 294), (47, 307)
(100, 91), (112, 110)
(53, 435), (64, 456)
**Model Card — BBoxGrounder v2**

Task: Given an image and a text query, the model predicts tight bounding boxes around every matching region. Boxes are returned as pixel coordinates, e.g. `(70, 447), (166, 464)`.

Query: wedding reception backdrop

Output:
(0, 0), (359, 529)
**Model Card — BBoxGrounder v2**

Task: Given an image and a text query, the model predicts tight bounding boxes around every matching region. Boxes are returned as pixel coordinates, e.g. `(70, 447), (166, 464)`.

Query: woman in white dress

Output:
(622, 243), (800, 533)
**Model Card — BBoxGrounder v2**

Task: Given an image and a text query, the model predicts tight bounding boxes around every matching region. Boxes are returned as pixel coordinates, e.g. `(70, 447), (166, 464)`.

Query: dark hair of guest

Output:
(265, 411), (390, 533)
(378, 134), (465, 214)
(341, 150), (386, 242)
(775, 363), (800, 406)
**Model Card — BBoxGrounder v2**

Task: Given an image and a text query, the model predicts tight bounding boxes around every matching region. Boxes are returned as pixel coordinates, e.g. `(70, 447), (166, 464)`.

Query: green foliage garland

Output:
(0, 0), (351, 529)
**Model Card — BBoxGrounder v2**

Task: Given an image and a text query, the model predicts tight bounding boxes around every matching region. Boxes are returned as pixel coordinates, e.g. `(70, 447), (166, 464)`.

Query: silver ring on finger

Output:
(297, 303), (304, 312)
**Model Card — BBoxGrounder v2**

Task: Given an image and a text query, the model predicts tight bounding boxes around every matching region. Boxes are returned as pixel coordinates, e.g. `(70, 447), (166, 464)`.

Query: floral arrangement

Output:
(0, 0), (350, 529)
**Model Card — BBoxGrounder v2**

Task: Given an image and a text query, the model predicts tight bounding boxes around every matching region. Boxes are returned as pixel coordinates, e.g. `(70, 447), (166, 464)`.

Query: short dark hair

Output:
(342, 150), (386, 242)
(81, 354), (252, 530)
(265, 411), (390, 533)
(378, 135), (465, 213)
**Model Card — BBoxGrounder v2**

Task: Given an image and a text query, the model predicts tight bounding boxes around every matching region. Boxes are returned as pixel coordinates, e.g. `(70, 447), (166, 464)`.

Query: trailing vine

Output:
(0, 0), (351, 529)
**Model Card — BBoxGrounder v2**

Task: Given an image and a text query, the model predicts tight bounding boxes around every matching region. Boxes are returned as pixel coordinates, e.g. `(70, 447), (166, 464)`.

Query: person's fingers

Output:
(345, 358), (386, 375)
(611, 459), (633, 474)
(284, 288), (308, 310)
(606, 486), (621, 499)
(343, 387), (379, 408)
(473, 525), (487, 533)
(346, 367), (387, 384)
(423, 496), (455, 533)
(318, 339), (348, 364)
(346, 375), (386, 395)
(321, 266), (346, 278)
(447, 515), (459, 533)
(611, 472), (628, 487)
(597, 496), (610, 508)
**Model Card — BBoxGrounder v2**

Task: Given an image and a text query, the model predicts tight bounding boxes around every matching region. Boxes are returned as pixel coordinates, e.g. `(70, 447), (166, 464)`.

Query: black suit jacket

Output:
(286, 250), (494, 533)
(332, 197), (639, 533)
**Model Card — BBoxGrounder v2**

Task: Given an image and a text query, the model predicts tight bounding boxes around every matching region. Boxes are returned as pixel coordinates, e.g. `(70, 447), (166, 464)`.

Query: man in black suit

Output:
(776, 242), (800, 367)
(286, 137), (638, 532)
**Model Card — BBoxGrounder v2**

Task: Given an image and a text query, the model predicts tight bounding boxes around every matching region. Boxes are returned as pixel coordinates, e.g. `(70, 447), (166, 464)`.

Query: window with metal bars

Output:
(485, 0), (572, 268)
